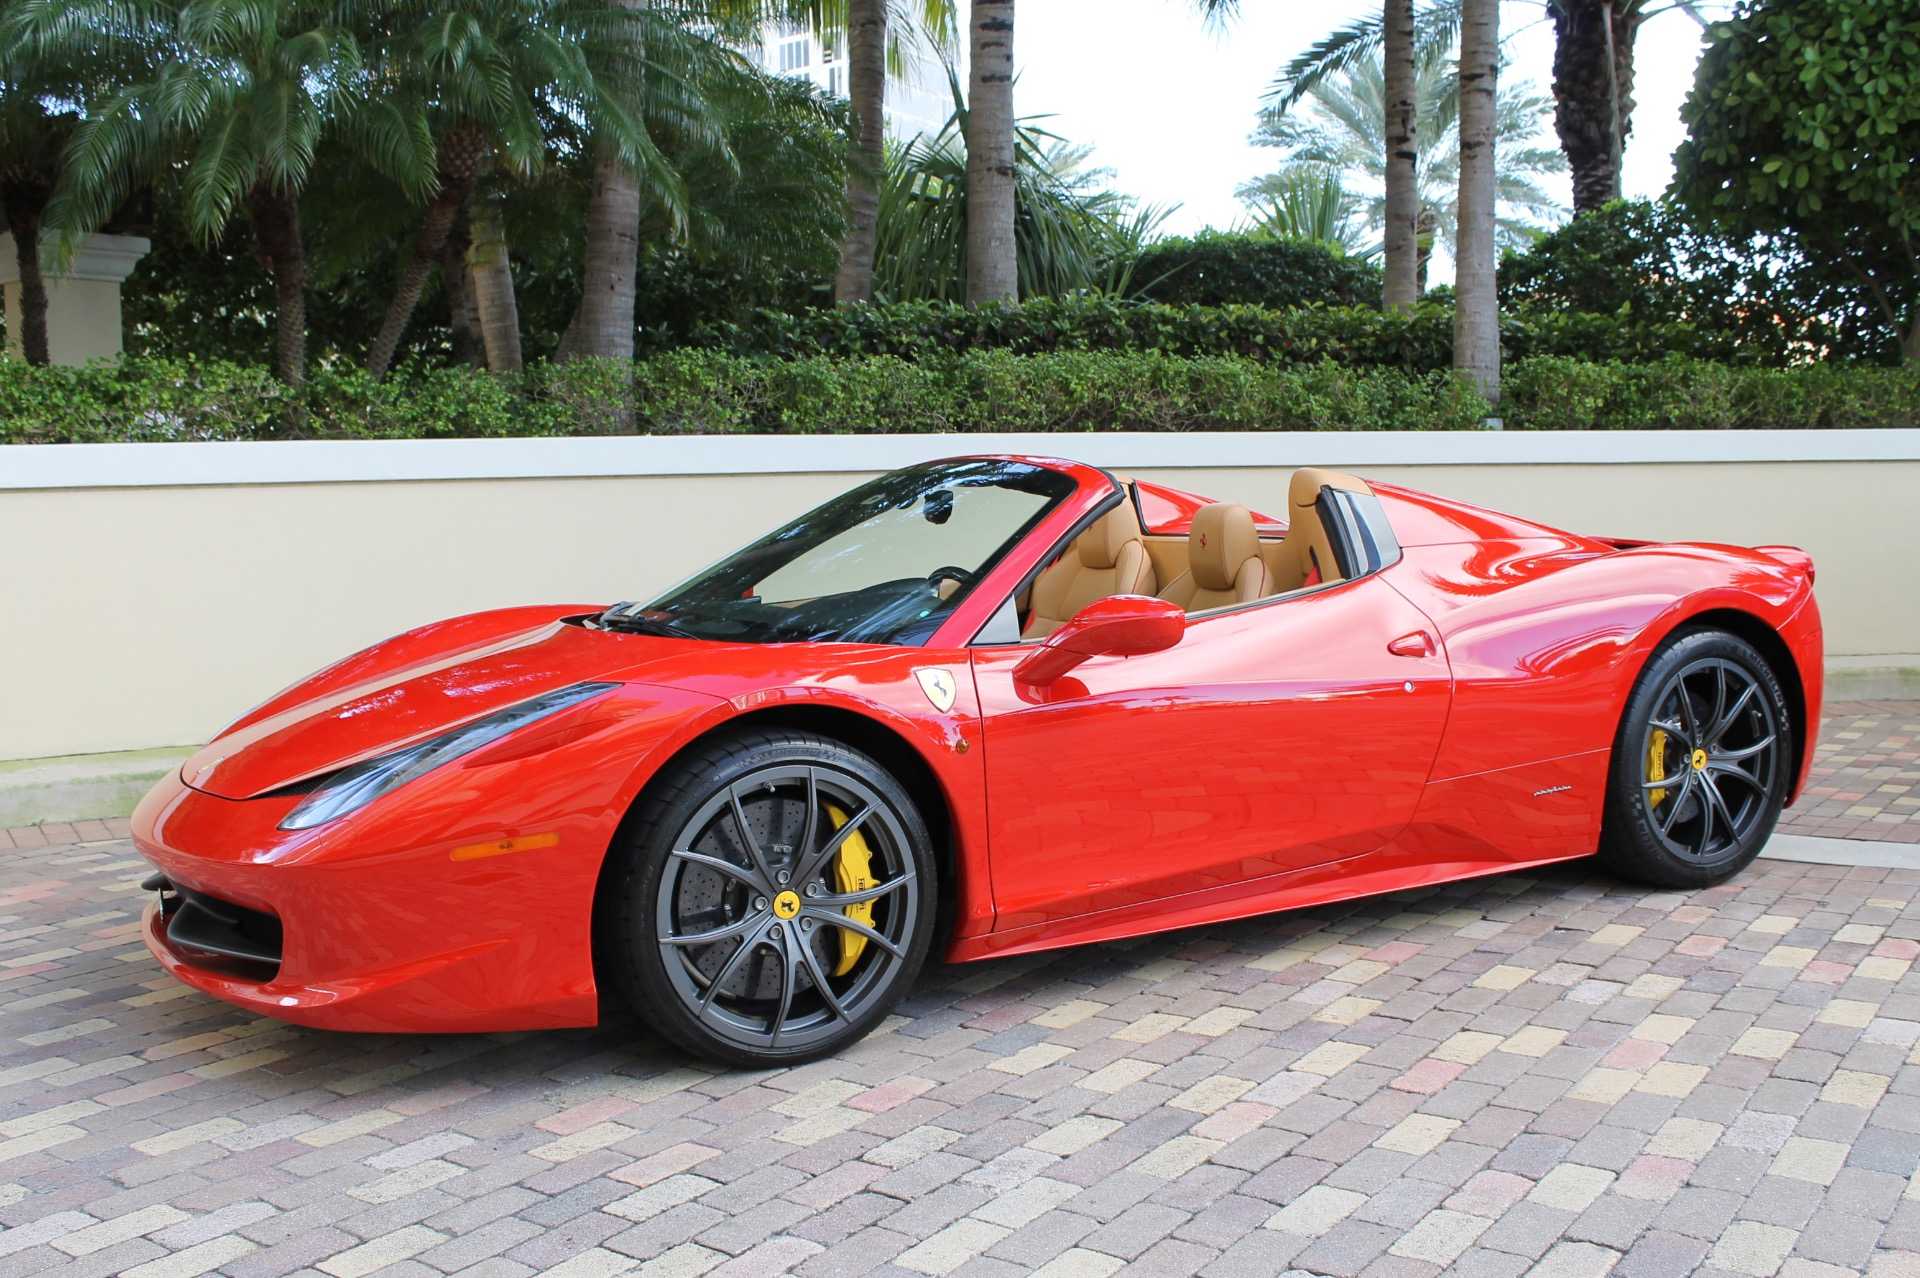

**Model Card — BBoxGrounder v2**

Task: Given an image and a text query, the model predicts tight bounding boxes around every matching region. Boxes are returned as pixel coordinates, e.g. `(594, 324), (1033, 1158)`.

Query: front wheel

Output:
(604, 729), (938, 1067)
(1597, 628), (1792, 888)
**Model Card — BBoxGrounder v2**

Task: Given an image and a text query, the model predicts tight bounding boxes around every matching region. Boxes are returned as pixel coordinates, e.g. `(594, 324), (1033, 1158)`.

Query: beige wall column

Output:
(0, 232), (151, 364)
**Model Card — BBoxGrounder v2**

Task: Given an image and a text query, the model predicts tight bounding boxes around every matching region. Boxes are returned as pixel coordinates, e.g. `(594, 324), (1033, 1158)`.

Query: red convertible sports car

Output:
(133, 456), (1822, 1065)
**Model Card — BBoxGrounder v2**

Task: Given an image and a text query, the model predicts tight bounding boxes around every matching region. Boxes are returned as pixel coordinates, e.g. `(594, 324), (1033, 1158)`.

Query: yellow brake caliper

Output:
(1647, 728), (1669, 807)
(825, 803), (878, 976)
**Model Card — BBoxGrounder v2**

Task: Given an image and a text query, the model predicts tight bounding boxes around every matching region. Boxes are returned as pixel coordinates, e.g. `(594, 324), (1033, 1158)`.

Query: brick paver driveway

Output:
(3, 836), (1919, 1278)
(1779, 701), (1920, 845)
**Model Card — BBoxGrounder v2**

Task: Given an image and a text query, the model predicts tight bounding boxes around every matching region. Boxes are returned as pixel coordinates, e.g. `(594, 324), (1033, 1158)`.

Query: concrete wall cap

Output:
(5, 428), (1919, 491)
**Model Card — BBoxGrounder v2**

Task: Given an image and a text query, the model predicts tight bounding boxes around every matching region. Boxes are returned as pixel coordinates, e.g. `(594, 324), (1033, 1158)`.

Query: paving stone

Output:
(0, 812), (1914, 1278)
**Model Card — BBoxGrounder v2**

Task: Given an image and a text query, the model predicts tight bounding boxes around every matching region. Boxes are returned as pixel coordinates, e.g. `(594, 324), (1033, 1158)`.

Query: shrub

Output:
(1130, 232), (1382, 309)
(1500, 200), (1900, 364)
(1, 353), (1912, 444)
(686, 296), (1729, 368)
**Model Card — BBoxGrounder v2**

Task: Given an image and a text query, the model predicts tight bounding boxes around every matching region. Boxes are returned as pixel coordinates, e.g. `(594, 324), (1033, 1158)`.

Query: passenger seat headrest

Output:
(1077, 500), (1144, 570)
(1189, 503), (1259, 590)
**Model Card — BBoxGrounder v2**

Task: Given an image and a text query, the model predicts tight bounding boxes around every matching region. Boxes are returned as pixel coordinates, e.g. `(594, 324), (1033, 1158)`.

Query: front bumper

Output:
(131, 767), (609, 1033)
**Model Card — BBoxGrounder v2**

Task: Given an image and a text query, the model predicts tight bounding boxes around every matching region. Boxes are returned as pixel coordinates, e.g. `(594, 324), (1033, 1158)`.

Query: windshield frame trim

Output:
(925, 458), (1124, 649)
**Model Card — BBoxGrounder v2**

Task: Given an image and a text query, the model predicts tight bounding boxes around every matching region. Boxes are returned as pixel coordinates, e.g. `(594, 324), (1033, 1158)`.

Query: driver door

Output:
(968, 575), (1452, 932)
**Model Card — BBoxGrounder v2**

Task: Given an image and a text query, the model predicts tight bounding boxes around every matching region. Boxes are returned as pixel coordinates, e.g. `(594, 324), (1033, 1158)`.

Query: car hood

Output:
(180, 612), (706, 800)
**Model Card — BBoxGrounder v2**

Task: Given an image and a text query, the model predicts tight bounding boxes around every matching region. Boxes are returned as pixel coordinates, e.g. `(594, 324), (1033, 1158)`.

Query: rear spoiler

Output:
(1597, 537), (1815, 584)
(1754, 545), (1816, 584)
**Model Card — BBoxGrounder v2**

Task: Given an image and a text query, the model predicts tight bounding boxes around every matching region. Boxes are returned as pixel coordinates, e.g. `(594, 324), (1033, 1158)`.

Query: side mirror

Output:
(1014, 595), (1185, 686)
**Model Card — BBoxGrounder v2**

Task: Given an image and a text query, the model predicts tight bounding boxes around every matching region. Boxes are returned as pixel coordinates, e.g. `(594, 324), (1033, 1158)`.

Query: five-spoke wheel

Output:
(1601, 629), (1792, 887)
(604, 730), (936, 1066)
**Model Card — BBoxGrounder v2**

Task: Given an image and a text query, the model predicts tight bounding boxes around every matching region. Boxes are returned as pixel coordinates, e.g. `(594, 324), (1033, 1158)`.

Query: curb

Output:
(0, 748), (191, 829)
(1825, 657), (1920, 703)
(1759, 833), (1920, 872)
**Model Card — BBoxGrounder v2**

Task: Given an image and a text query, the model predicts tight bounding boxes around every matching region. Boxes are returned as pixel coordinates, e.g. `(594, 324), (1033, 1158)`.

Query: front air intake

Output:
(156, 880), (283, 980)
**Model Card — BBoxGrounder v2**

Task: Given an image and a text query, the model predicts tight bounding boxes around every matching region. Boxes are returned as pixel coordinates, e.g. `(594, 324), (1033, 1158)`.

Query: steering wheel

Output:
(927, 565), (974, 594)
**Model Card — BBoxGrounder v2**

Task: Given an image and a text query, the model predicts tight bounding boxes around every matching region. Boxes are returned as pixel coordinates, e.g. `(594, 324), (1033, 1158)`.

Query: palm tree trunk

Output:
(367, 182), (470, 379)
(1552, 0), (1640, 214)
(1453, 0), (1499, 403)
(1381, 0), (1419, 311)
(965, 0), (1017, 304)
(834, 0), (888, 304)
(1905, 311), (1920, 365)
(572, 152), (643, 361)
(443, 205), (484, 369)
(569, 0), (647, 361)
(467, 200), (523, 371)
(246, 185), (308, 387)
(2, 182), (52, 366)
(1414, 206), (1435, 294)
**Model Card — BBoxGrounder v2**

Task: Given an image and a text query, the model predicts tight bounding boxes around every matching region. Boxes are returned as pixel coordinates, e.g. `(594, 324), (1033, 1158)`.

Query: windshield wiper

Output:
(595, 603), (696, 639)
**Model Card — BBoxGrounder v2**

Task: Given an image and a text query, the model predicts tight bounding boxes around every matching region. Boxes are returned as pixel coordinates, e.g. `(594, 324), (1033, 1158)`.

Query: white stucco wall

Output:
(1, 430), (1913, 759)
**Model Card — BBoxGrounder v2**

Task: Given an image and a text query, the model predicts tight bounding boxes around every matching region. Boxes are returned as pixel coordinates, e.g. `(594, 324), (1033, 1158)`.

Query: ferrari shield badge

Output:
(915, 667), (958, 713)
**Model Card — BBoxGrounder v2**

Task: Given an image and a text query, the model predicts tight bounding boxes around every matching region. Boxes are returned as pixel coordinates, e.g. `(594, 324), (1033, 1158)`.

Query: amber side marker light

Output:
(450, 832), (560, 862)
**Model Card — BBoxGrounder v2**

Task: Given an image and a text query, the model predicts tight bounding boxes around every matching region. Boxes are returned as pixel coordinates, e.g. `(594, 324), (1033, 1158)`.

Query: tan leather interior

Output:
(1268, 467), (1372, 593)
(1015, 470), (1377, 636)
(1156, 503), (1267, 612)
(1022, 499), (1156, 637)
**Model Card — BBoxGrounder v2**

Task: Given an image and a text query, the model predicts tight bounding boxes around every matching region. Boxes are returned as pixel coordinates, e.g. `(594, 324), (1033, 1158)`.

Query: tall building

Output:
(746, 20), (957, 144)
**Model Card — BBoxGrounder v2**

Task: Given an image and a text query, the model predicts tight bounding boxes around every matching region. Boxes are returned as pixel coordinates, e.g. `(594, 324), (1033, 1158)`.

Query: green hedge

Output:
(1130, 233), (1383, 309)
(1, 352), (1913, 444)
(686, 296), (1752, 366)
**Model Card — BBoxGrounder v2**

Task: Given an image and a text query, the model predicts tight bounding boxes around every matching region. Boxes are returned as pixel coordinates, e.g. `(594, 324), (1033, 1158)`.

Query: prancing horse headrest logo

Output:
(915, 667), (958, 713)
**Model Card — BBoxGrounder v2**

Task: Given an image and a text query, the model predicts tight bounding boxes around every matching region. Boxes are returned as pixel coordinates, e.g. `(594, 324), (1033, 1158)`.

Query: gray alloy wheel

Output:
(606, 730), (937, 1066)
(1598, 629), (1792, 888)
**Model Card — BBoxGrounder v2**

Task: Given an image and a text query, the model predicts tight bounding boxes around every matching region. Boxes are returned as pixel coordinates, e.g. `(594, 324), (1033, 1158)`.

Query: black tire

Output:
(603, 728), (938, 1067)
(1597, 627), (1792, 888)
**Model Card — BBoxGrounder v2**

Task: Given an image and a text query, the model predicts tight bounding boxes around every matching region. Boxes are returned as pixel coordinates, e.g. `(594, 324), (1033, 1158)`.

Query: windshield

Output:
(628, 459), (1080, 645)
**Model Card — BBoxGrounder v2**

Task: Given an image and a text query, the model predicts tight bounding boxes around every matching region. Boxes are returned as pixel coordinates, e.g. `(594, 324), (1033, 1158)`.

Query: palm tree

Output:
(564, 3), (762, 365)
(14, 0), (358, 385)
(1248, 44), (1563, 285)
(1235, 164), (1369, 255)
(833, 0), (886, 302)
(1191, 0), (1427, 311)
(1267, 1), (1716, 218)
(466, 193), (521, 370)
(1550, 0), (1641, 214)
(873, 72), (1167, 301)
(0, 8), (111, 366)
(1454, 0), (1497, 401)
(828, 0), (958, 304)
(963, 0), (1015, 303)
(0, 102), (72, 366)
(361, 0), (707, 378)
(1382, 0), (1418, 309)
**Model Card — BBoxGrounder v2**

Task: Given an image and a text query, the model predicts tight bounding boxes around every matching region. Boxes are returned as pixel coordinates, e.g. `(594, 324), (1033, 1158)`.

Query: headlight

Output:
(279, 682), (617, 831)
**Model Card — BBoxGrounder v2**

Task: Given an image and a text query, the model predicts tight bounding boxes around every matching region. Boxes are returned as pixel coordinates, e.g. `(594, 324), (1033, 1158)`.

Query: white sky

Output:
(1016, 0), (1722, 242)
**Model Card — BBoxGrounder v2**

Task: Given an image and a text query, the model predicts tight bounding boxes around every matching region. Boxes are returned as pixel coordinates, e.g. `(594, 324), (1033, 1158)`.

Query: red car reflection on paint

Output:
(132, 457), (1821, 1065)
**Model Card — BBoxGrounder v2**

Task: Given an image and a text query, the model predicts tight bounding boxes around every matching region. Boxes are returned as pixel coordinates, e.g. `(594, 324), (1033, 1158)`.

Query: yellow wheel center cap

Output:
(1691, 748), (1709, 772)
(771, 891), (801, 920)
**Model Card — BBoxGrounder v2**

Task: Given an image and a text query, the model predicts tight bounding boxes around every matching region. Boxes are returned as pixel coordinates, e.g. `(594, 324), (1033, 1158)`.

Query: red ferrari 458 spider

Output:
(133, 456), (1822, 1065)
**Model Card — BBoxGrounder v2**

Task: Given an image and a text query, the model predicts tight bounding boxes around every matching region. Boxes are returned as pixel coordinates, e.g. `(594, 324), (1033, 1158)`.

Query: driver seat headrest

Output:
(1077, 500), (1145, 570)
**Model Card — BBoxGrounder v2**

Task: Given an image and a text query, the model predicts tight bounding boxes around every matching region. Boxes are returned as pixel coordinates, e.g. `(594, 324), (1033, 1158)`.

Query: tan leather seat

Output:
(1023, 500), (1157, 638)
(1271, 467), (1370, 592)
(1157, 503), (1266, 613)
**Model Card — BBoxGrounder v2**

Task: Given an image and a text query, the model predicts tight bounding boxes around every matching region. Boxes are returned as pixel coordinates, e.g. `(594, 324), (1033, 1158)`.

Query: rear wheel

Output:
(1597, 629), (1791, 888)
(604, 729), (937, 1067)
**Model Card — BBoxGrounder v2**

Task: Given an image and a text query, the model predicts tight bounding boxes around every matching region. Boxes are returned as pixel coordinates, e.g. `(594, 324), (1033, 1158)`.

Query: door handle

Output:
(1388, 630), (1435, 658)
